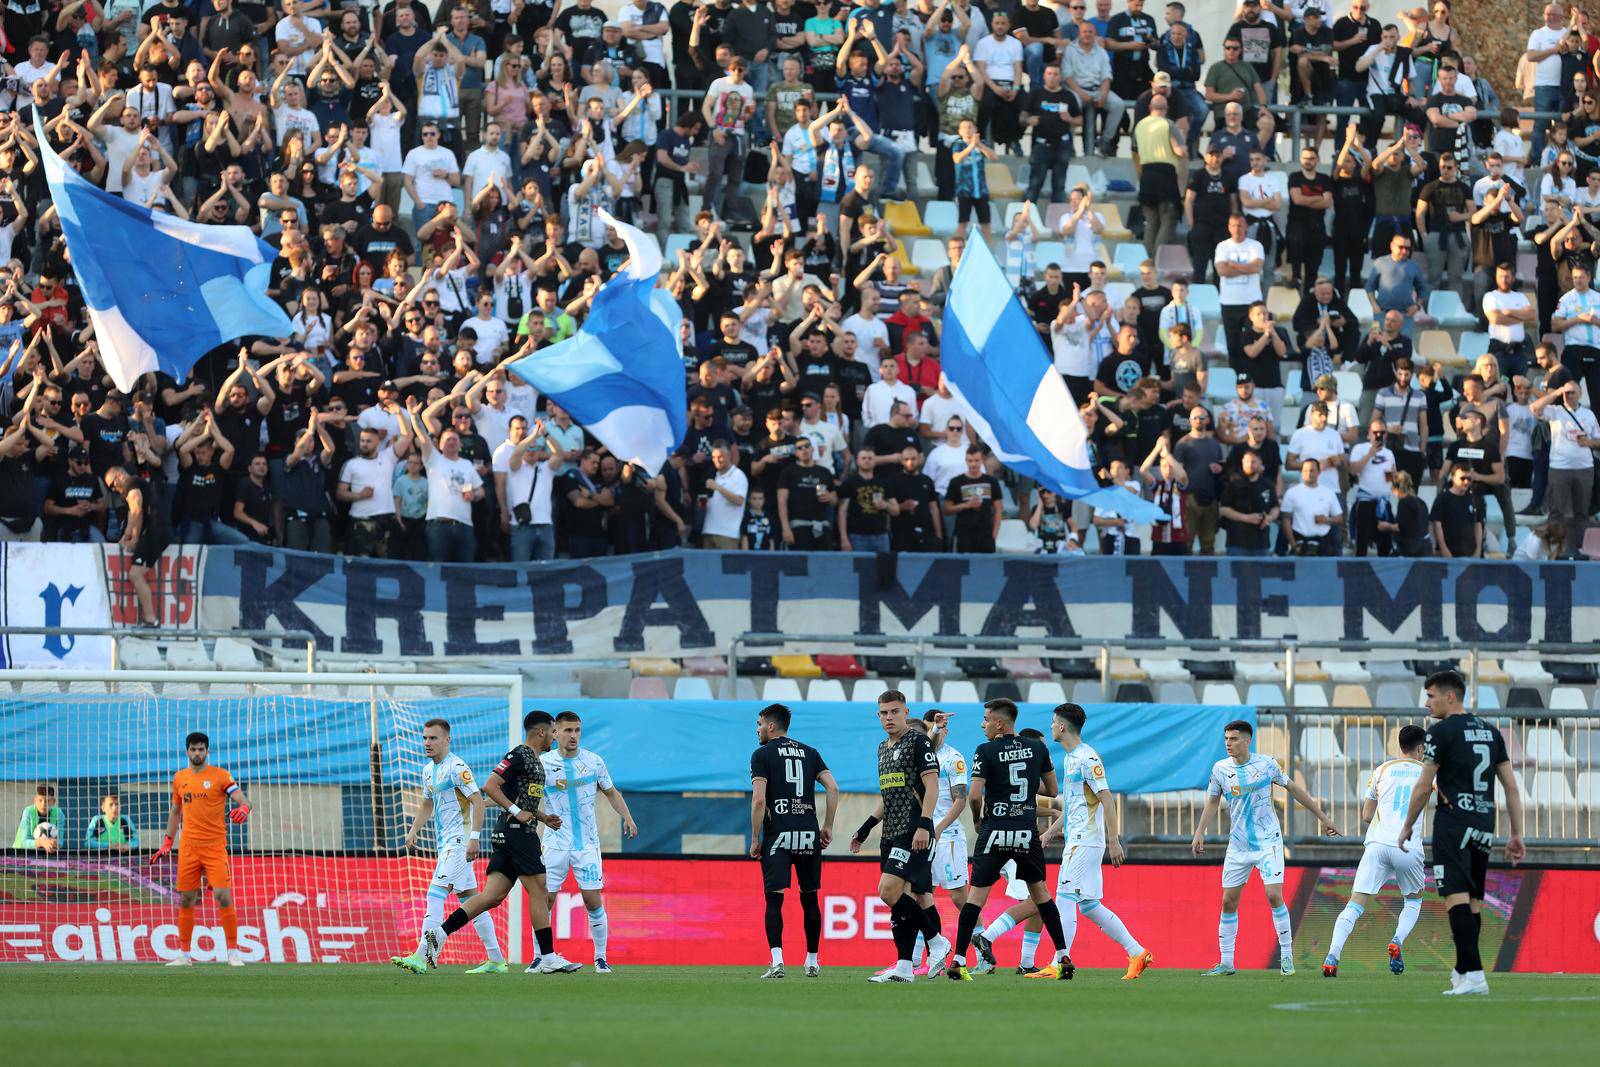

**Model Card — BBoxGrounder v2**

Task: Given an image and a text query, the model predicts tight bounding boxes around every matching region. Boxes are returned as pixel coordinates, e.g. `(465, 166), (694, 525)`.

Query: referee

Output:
(1399, 670), (1526, 997)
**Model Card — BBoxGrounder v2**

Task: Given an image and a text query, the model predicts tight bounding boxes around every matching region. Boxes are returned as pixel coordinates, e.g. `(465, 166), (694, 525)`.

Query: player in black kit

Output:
(424, 711), (584, 974)
(1399, 670), (1526, 996)
(946, 698), (1076, 981)
(750, 703), (840, 980)
(851, 690), (952, 983)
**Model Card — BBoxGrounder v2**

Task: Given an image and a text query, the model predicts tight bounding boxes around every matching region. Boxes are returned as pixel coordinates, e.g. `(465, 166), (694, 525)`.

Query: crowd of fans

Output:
(0, 0), (1598, 613)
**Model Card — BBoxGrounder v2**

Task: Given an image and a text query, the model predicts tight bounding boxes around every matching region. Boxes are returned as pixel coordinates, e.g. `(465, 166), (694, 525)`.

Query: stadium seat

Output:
(985, 679), (1023, 702)
(1300, 725), (1347, 765)
(1466, 657), (1511, 686)
(846, 678), (882, 701)
(683, 656), (729, 676)
(211, 638), (260, 670)
(1184, 660), (1235, 681)
(1323, 660), (1373, 684)
(117, 638), (166, 671)
(629, 657), (681, 677)
(1374, 682), (1416, 709)
(1507, 686), (1546, 709)
(1035, 240), (1066, 267)
(924, 201), (959, 237)
(996, 518), (1034, 552)
(1543, 660), (1598, 685)
(1529, 770), (1579, 812)
(1333, 370), (1363, 402)
(814, 654), (867, 679)
(912, 237), (951, 274)
(771, 655), (823, 678)
(986, 162), (1024, 199)
(1003, 201), (1045, 232)
(1575, 771), (1600, 810)
(1245, 683), (1285, 706)
(1457, 331), (1490, 363)
(160, 681), (208, 696)
(1001, 657), (1051, 679)
(1584, 527), (1600, 561)
(762, 678), (805, 701)
(1114, 682), (1155, 703)
(672, 676), (715, 700)
(1201, 682), (1242, 705)
(1071, 680), (1106, 704)
(1050, 658), (1100, 679)
(891, 241), (920, 277)
(882, 199), (930, 237)
(1525, 727), (1576, 768)
(1293, 684), (1330, 708)
(807, 679), (848, 701)
(739, 656), (775, 677)
(664, 233), (697, 261)
(864, 655), (915, 677)
(165, 642), (213, 671)
(1238, 660), (1281, 684)
(913, 159), (936, 194)
(1157, 681), (1198, 704)
(1065, 164), (1094, 192)
(65, 680), (111, 694)
(1571, 728), (1599, 766)
(1108, 657), (1147, 681)
(1026, 681), (1068, 704)
(1098, 202), (1132, 242)
(1154, 244), (1193, 283)
(1255, 725), (1291, 763)
(1266, 286), (1299, 321)
(939, 680), (982, 704)
(962, 657), (1009, 678)
(1472, 687), (1502, 710)
(1342, 726), (1387, 765)
(921, 656), (961, 679)
(1136, 658), (1189, 682)
(1427, 290), (1476, 327)
(1291, 659), (1331, 683)
(1103, 281), (1135, 308)
(627, 677), (670, 700)
(1417, 329), (1460, 366)
(1330, 684), (1373, 709)
(1112, 241), (1146, 279)
(732, 678), (760, 700)
(1205, 366), (1237, 401)
(1504, 659), (1556, 688)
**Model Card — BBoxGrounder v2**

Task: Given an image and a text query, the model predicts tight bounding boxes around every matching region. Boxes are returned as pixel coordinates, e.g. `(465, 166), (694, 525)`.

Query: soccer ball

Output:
(33, 822), (58, 845)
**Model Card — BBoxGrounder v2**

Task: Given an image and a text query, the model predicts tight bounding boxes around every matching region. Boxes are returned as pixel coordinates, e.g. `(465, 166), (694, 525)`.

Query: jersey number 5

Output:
(1007, 761), (1029, 802)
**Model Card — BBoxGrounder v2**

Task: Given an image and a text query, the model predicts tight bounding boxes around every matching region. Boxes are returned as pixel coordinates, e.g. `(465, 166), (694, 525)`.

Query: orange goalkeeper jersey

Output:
(172, 765), (238, 850)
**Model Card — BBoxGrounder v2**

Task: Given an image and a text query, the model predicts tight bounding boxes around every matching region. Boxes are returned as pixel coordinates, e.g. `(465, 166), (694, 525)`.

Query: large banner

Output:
(0, 544), (113, 667)
(3, 855), (1595, 972)
(198, 547), (1598, 659)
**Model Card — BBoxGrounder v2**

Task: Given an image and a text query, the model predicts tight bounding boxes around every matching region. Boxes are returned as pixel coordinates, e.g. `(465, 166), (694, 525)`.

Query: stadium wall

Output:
(2, 855), (1595, 973)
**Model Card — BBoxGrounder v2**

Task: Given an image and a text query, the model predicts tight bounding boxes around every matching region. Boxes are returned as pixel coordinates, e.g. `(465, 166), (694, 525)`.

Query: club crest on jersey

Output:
(1092, 764), (1104, 778)
(954, 759), (966, 774)
(460, 769), (473, 784)
(203, 780), (212, 789)
(1229, 784), (1242, 797)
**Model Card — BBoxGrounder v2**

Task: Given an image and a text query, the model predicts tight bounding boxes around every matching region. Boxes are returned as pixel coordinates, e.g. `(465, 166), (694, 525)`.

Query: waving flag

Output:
(505, 209), (686, 475)
(941, 237), (1161, 521)
(36, 114), (291, 393)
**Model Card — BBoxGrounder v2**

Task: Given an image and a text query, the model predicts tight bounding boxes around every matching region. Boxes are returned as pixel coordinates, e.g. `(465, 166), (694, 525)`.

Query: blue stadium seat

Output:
(924, 200), (959, 237)
(1427, 290), (1476, 328)
(1112, 242), (1146, 279)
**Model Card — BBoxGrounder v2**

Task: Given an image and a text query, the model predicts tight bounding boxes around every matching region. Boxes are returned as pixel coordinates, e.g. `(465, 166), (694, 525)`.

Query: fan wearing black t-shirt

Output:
(942, 448), (1002, 553)
(837, 448), (898, 554)
(776, 437), (836, 549)
(1285, 150), (1331, 290)
(1022, 66), (1083, 204)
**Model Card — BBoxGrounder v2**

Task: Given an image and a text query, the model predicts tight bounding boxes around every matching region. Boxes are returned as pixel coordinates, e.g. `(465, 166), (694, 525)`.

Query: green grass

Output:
(3, 965), (1595, 1065)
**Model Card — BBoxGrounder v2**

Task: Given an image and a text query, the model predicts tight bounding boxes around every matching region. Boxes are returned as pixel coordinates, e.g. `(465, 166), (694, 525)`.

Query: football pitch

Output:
(5, 965), (1595, 1064)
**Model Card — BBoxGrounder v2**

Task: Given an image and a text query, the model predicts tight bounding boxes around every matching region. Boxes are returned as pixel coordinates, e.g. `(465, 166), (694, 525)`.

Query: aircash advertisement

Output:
(3, 856), (1595, 972)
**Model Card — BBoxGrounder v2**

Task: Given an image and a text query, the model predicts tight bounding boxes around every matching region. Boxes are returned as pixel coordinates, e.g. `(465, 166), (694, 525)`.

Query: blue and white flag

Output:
(941, 237), (1162, 522)
(36, 115), (292, 393)
(504, 208), (686, 475)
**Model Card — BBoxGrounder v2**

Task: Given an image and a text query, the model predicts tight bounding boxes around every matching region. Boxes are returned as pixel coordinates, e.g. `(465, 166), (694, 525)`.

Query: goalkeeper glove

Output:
(229, 804), (251, 824)
(148, 836), (173, 864)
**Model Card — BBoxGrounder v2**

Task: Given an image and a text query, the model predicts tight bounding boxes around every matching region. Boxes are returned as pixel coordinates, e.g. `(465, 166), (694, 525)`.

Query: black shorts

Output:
(486, 826), (546, 880)
(1431, 818), (1493, 899)
(969, 827), (1047, 888)
(760, 838), (822, 894)
(131, 535), (170, 568)
(958, 197), (991, 225)
(879, 835), (933, 894)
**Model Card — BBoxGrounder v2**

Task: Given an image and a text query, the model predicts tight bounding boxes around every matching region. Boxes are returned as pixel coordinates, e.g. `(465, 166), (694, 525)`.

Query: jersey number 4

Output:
(785, 757), (805, 796)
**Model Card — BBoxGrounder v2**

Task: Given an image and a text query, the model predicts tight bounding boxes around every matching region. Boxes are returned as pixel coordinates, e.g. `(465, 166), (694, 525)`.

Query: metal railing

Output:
(0, 628), (320, 674)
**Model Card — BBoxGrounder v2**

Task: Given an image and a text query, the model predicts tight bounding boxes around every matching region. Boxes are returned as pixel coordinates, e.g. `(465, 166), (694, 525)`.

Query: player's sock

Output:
(1019, 931), (1040, 968)
(1055, 896), (1080, 956)
(1392, 898), (1422, 946)
(534, 926), (555, 958)
(1218, 910), (1239, 967)
(953, 901), (983, 961)
(472, 913), (504, 962)
(441, 907), (471, 938)
(804, 951), (818, 968)
(218, 906), (238, 949)
(1448, 903), (1482, 973)
(889, 896), (921, 962)
(922, 905), (943, 941)
(1326, 902), (1364, 964)
(983, 912), (1019, 941)
(1271, 903), (1293, 955)
(418, 886), (450, 954)
(1081, 898), (1143, 956)
(178, 907), (195, 954)
(800, 892), (822, 954)
(764, 892), (785, 950)
(911, 933), (926, 966)
(1036, 899), (1070, 961)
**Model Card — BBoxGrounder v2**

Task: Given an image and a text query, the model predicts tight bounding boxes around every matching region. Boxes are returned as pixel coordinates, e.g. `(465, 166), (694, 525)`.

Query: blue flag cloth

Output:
(36, 116), (292, 393)
(941, 236), (1162, 522)
(504, 209), (686, 475)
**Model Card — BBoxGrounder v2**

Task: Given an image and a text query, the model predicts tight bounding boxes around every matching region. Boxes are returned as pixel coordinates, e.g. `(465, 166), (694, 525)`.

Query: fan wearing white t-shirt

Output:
(1482, 263), (1535, 368)
(1285, 403), (1345, 474)
(1213, 215), (1265, 348)
(419, 414), (485, 563)
(700, 443), (750, 549)
(495, 416), (567, 562)
(338, 422), (414, 557)
(1282, 459), (1343, 556)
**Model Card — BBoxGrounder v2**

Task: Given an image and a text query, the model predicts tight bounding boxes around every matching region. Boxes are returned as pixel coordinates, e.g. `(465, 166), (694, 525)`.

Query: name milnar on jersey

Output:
(422, 754), (478, 848)
(1058, 742), (1109, 846)
(540, 748), (613, 851)
(1209, 753), (1289, 850)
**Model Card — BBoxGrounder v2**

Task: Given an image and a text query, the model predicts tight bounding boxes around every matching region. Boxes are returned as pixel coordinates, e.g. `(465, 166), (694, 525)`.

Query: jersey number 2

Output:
(1470, 743), (1491, 794)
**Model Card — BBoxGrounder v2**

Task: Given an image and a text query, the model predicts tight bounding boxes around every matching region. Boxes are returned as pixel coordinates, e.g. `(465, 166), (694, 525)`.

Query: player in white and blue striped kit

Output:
(540, 711), (639, 973)
(1192, 719), (1341, 976)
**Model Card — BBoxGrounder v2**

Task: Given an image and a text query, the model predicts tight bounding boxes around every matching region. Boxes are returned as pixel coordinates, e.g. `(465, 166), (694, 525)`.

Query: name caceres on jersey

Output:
(491, 744), (546, 833)
(750, 736), (828, 840)
(971, 733), (1053, 830)
(878, 729), (938, 839)
(1423, 714), (1509, 830)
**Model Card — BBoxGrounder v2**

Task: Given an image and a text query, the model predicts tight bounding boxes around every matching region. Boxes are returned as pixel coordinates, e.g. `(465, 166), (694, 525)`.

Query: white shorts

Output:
(1353, 841), (1426, 897)
(932, 835), (969, 889)
(1055, 843), (1106, 902)
(1221, 841), (1285, 889)
(430, 843), (479, 893)
(1001, 860), (1030, 901)
(544, 845), (604, 891)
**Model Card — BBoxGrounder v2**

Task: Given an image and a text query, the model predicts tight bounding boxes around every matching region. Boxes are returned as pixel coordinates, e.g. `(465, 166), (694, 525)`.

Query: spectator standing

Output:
(1023, 64), (1082, 204)
(1526, 4), (1570, 163)
(777, 436), (836, 549)
(701, 440), (749, 549)
(1430, 463), (1484, 559)
(943, 445), (1001, 552)
(702, 57), (756, 224)
(1553, 262), (1600, 405)
(1348, 418), (1397, 555)
(1219, 449), (1278, 556)
(1532, 379), (1600, 556)
(1281, 458), (1342, 556)
(1185, 146), (1235, 286)
(1375, 357), (1429, 485)
(838, 447), (898, 553)
(971, 10), (1024, 151)
(1133, 93), (1184, 253)
(1213, 214), (1266, 354)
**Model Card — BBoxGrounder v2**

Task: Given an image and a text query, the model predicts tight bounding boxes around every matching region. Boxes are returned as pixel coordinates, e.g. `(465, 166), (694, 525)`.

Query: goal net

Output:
(0, 670), (527, 965)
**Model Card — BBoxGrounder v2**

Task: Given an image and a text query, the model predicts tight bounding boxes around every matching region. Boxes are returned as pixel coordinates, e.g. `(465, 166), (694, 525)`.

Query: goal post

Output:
(0, 669), (533, 965)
